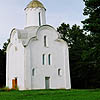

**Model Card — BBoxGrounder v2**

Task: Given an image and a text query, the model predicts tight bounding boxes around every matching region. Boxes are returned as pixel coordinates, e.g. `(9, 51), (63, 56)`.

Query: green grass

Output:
(0, 89), (100, 100)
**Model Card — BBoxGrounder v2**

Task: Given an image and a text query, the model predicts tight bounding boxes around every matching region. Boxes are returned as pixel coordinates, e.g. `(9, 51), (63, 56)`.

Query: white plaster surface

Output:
(6, 1), (71, 90)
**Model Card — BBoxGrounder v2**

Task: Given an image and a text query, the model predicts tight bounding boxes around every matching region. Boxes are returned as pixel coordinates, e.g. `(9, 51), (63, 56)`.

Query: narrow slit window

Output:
(42, 54), (45, 65)
(58, 69), (62, 76)
(32, 68), (35, 76)
(39, 12), (41, 26)
(48, 54), (51, 65)
(44, 36), (47, 47)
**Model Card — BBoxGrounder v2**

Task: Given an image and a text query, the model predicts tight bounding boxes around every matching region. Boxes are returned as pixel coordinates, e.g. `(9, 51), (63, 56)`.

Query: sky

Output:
(0, 0), (85, 48)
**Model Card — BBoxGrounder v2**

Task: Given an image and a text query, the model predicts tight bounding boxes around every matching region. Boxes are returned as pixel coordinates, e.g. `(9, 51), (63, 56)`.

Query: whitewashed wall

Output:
(6, 31), (25, 90)
(25, 8), (46, 27)
(6, 25), (71, 90)
(25, 25), (71, 89)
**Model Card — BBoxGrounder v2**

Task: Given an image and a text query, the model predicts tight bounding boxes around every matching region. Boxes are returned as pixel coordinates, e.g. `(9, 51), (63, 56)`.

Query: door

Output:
(12, 77), (17, 89)
(45, 77), (50, 89)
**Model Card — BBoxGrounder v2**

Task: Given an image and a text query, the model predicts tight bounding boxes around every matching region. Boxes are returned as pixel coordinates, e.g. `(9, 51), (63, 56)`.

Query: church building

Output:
(6, 0), (71, 90)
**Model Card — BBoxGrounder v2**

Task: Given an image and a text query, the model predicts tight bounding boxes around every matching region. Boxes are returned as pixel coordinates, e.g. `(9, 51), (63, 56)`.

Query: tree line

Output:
(0, 39), (9, 87)
(0, 0), (100, 88)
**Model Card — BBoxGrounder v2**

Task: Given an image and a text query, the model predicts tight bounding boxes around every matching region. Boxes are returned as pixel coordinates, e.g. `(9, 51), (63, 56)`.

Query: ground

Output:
(0, 89), (100, 100)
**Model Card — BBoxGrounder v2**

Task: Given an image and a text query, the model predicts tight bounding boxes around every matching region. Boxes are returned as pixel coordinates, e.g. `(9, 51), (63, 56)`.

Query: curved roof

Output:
(25, 0), (45, 9)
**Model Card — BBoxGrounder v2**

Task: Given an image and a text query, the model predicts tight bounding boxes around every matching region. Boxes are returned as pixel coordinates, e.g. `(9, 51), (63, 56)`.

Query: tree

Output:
(2, 39), (10, 53)
(0, 49), (6, 87)
(82, 0), (100, 88)
(82, 0), (100, 33)
(0, 39), (10, 87)
(57, 23), (89, 88)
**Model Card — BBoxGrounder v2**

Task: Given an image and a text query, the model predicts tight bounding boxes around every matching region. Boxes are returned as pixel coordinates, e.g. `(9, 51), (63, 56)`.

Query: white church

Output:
(6, 0), (71, 90)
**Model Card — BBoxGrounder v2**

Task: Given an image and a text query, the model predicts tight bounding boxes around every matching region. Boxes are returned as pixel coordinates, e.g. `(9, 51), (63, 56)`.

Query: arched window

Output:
(58, 69), (62, 76)
(44, 36), (47, 47)
(32, 68), (35, 76)
(48, 54), (51, 65)
(42, 54), (46, 65)
(39, 12), (41, 26)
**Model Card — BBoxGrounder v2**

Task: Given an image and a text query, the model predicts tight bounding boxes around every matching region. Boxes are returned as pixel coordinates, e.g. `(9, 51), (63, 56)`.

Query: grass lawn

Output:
(0, 89), (100, 100)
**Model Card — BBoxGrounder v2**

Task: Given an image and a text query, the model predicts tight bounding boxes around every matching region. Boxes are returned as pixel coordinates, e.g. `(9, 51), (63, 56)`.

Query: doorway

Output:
(12, 77), (17, 89)
(45, 77), (50, 89)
